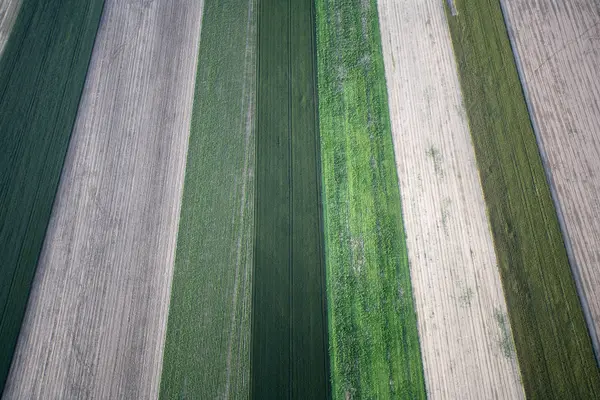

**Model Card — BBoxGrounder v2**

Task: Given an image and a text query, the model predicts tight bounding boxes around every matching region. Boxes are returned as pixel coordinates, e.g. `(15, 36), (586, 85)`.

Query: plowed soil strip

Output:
(159, 0), (256, 398)
(446, 0), (600, 397)
(252, 0), (329, 397)
(0, 0), (104, 392)
(0, 0), (21, 56)
(4, 1), (204, 398)
(501, 0), (600, 355)
(315, 0), (426, 398)
(377, 0), (523, 398)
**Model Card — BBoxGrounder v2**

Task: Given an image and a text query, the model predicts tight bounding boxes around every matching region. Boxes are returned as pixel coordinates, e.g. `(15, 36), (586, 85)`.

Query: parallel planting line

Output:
(4, 1), (204, 397)
(377, 0), (524, 397)
(252, 0), (329, 397)
(315, 0), (426, 398)
(0, 0), (104, 392)
(446, 0), (600, 397)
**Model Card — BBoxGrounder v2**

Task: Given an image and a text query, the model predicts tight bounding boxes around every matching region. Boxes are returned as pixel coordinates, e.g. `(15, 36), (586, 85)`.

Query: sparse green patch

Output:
(446, 0), (600, 397)
(160, 1), (256, 397)
(316, 0), (426, 398)
(0, 0), (105, 391)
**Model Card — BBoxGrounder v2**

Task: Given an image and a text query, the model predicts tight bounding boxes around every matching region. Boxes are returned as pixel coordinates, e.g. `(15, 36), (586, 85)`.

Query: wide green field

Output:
(446, 0), (600, 397)
(315, 0), (426, 398)
(0, 0), (104, 390)
(252, 0), (329, 397)
(159, 0), (257, 398)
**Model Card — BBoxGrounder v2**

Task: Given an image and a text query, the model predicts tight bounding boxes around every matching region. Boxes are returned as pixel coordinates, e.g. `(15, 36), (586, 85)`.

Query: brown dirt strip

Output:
(3, 0), (204, 397)
(500, 0), (600, 356)
(377, 0), (524, 397)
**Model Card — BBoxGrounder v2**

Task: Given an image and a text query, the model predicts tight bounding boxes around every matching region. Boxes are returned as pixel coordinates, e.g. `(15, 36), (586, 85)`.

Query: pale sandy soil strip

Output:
(0, 0), (21, 56)
(377, 1), (524, 398)
(3, 0), (204, 398)
(500, 0), (600, 352)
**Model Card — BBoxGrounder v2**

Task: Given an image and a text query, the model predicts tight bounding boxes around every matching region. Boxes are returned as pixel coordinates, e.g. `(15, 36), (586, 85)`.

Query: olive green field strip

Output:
(316, 0), (426, 398)
(159, 0), (256, 398)
(4, 1), (204, 398)
(501, 0), (600, 354)
(0, 0), (104, 392)
(446, 0), (600, 398)
(0, 0), (21, 56)
(252, 0), (329, 397)
(377, 0), (524, 397)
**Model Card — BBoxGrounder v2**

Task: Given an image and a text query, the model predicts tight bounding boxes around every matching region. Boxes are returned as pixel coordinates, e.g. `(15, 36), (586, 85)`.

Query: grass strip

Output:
(0, 0), (104, 391)
(251, 0), (329, 397)
(446, 1), (600, 397)
(315, 0), (426, 398)
(159, 0), (257, 398)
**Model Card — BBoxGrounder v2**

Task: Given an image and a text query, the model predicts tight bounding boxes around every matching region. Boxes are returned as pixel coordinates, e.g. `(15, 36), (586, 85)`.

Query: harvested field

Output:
(377, 0), (524, 398)
(0, 0), (21, 56)
(3, 0), (204, 398)
(446, 0), (600, 397)
(159, 0), (256, 398)
(252, 0), (329, 397)
(501, 0), (600, 353)
(316, 0), (425, 398)
(0, 0), (104, 392)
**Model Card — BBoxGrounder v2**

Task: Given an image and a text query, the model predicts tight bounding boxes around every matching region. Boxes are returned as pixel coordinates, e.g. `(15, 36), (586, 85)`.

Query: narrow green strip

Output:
(159, 1), (256, 398)
(316, 0), (426, 398)
(251, 0), (329, 397)
(446, 1), (600, 397)
(0, 0), (105, 391)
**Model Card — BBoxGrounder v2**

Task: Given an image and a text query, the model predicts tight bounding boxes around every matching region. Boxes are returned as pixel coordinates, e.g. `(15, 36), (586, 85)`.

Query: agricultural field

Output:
(0, 0), (104, 392)
(3, 1), (204, 398)
(315, 0), (425, 398)
(252, 0), (329, 397)
(0, 0), (21, 55)
(159, 0), (256, 398)
(377, 0), (523, 398)
(446, 0), (600, 397)
(501, 0), (600, 353)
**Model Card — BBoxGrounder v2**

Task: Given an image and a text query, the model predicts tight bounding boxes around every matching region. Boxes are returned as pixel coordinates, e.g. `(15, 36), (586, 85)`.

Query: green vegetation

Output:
(251, 0), (329, 397)
(0, 0), (104, 391)
(315, 0), (426, 398)
(159, 0), (256, 398)
(446, 1), (600, 397)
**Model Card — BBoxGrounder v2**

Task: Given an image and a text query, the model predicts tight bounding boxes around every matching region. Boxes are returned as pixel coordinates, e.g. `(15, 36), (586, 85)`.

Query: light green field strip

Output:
(446, 0), (600, 398)
(377, 0), (524, 398)
(0, 0), (104, 392)
(159, 0), (256, 398)
(0, 0), (22, 56)
(316, 0), (426, 398)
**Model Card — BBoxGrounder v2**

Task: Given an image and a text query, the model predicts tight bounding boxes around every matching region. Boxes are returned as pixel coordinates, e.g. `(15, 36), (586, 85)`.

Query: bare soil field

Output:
(3, 0), (204, 398)
(377, 0), (524, 398)
(501, 0), (600, 349)
(0, 0), (21, 56)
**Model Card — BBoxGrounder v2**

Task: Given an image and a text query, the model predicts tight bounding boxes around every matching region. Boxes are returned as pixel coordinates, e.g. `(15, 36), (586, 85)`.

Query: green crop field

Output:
(315, 0), (426, 398)
(159, 0), (257, 398)
(0, 0), (104, 391)
(446, 0), (600, 397)
(251, 0), (329, 397)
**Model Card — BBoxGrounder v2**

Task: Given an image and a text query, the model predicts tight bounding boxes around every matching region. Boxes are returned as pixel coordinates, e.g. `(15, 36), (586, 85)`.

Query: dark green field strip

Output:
(159, 0), (256, 398)
(446, 1), (600, 398)
(252, 0), (329, 398)
(0, 0), (104, 391)
(316, 0), (426, 398)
